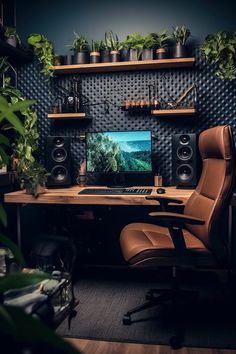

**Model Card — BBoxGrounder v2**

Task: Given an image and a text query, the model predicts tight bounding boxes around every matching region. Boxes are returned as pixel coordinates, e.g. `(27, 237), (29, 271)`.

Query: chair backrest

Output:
(184, 125), (235, 259)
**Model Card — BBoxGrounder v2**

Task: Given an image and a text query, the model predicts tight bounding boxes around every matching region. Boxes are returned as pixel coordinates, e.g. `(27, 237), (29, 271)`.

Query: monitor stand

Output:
(107, 173), (132, 188)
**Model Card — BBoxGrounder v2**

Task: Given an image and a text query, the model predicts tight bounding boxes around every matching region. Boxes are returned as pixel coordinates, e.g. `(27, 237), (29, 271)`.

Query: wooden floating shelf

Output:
(151, 108), (196, 116)
(0, 39), (34, 64)
(53, 57), (195, 74)
(47, 113), (87, 119)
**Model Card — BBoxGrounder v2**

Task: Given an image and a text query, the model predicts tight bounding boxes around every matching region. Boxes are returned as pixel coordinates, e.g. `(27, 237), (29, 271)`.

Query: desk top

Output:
(4, 186), (193, 206)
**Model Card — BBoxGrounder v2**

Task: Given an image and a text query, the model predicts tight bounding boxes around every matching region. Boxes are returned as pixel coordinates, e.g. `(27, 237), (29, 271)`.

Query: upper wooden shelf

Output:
(53, 57), (196, 74)
(0, 39), (34, 64)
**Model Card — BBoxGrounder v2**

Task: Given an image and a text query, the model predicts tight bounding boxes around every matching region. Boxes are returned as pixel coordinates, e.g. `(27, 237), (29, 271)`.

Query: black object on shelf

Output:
(0, 39), (34, 64)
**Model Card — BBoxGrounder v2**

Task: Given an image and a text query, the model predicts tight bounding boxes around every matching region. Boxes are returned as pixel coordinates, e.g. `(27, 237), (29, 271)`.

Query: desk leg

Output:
(17, 204), (22, 250)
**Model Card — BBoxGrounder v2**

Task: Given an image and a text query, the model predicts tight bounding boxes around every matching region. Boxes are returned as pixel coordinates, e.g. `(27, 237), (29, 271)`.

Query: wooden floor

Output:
(66, 338), (236, 354)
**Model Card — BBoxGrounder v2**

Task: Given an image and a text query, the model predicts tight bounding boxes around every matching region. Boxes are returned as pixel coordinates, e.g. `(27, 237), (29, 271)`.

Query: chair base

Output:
(122, 287), (198, 349)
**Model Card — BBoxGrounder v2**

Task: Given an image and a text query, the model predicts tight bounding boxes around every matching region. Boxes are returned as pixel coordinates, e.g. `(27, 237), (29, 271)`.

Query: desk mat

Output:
(56, 269), (236, 349)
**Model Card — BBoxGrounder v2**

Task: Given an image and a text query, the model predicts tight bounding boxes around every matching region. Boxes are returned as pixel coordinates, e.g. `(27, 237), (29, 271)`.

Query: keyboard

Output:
(78, 188), (152, 195)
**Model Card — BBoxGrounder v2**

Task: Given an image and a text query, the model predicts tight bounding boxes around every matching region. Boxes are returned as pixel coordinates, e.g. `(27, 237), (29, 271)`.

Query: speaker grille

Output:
(45, 136), (72, 187)
(172, 133), (198, 187)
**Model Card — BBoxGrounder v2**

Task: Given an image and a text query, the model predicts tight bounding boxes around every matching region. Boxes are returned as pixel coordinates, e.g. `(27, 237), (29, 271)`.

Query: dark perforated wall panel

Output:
(17, 47), (236, 185)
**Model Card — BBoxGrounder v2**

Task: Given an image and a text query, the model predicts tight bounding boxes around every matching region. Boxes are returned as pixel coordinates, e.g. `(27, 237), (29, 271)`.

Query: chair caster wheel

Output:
(123, 315), (131, 325)
(146, 291), (153, 300)
(170, 336), (182, 349)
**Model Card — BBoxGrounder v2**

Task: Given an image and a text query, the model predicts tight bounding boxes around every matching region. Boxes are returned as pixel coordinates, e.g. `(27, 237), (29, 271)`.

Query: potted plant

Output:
(4, 26), (21, 47)
(67, 32), (89, 64)
(90, 40), (102, 63)
(100, 36), (110, 63)
(105, 31), (122, 62)
(172, 25), (191, 58)
(201, 31), (236, 80)
(122, 32), (144, 61)
(27, 33), (54, 78)
(142, 33), (155, 60)
(150, 30), (170, 59)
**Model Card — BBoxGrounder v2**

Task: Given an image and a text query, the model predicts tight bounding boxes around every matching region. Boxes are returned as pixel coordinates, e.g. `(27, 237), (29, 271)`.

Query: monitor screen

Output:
(86, 130), (152, 173)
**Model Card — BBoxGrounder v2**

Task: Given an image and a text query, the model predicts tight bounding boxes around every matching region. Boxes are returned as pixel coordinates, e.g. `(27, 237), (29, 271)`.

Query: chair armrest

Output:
(146, 196), (183, 211)
(148, 212), (205, 226)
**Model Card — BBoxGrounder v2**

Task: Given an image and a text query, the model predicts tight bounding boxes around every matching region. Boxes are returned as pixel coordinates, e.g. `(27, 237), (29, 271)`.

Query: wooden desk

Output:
(4, 185), (193, 205)
(4, 186), (193, 248)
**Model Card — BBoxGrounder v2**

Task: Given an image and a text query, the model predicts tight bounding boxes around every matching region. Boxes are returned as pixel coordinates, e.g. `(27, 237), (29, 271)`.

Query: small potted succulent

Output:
(172, 25), (191, 58)
(68, 32), (89, 64)
(105, 31), (122, 62)
(90, 40), (102, 63)
(122, 32), (144, 61)
(4, 26), (21, 47)
(150, 30), (170, 59)
(100, 35), (110, 62)
(142, 34), (155, 60)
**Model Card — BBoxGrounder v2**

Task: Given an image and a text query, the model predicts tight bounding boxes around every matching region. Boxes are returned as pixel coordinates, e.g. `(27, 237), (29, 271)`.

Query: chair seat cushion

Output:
(120, 223), (216, 266)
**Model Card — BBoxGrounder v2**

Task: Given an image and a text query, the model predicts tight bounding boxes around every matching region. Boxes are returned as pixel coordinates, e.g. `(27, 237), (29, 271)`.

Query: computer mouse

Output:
(157, 187), (166, 194)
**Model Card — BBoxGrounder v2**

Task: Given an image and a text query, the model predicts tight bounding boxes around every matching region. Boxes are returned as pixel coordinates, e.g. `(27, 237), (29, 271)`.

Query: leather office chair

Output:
(120, 125), (235, 347)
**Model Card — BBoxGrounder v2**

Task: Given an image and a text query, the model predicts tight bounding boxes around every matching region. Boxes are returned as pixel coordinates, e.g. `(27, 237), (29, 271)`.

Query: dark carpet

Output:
(56, 269), (236, 348)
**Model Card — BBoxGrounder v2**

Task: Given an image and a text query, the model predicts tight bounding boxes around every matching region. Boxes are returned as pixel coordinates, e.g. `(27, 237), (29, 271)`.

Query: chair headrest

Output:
(199, 125), (233, 160)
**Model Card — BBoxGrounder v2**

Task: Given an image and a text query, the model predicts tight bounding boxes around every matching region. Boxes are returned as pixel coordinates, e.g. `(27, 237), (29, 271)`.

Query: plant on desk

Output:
(0, 95), (81, 354)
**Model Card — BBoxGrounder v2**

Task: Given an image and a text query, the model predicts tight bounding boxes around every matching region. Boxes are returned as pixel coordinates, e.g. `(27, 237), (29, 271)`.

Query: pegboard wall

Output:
(17, 47), (236, 186)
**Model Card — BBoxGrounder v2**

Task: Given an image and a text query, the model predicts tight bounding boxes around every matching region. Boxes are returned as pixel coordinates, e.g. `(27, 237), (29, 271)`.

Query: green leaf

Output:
(0, 204), (7, 227)
(0, 272), (49, 293)
(0, 134), (10, 146)
(0, 306), (81, 354)
(0, 146), (10, 165)
(0, 232), (25, 266)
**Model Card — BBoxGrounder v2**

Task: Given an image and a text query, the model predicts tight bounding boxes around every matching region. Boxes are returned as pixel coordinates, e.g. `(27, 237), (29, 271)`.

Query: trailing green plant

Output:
(91, 40), (103, 52)
(201, 31), (236, 80)
(150, 30), (170, 48)
(0, 97), (81, 354)
(67, 32), (88, 52)
(27, 33), (54, 79)
(4, 26), (21, 45)
(0, 71), (49, 197)
(172, 25), (191, 45)
(105, 31), (122, 51)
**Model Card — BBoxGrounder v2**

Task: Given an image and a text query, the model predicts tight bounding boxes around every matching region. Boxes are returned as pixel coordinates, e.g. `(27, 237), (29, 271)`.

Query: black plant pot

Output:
(64, 54), (73, 65)
(172, 44), (188, 58)
(110, 50), (120, 62)
(53, 55), (63, 66)
(101, 49), (110, 63)
(142, 49), (153, 61)
(90, 52), (100, 63)
(128, 49), (138, 61)
(73, 51), (89, 64)
(155, 48), (168, 59)
(120, 48), (129, 61)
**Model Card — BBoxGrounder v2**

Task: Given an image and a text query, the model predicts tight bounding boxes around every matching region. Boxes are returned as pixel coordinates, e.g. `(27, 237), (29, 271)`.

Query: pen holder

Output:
(77, 174), (86, 187)
(154, 175), (163, 187)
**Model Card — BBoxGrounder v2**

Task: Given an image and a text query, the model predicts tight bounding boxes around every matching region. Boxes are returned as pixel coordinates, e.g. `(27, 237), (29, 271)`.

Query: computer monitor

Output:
(86, 130), (152, 186)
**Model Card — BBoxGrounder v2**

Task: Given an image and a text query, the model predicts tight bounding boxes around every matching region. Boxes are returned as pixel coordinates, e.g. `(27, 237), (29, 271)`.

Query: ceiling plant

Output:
(172, 25), (191, 58)
(150, 30), (170, 59)
(201, 31), (236, 80)
(27, 33), (54, 79)
(67, 32), (89, 64)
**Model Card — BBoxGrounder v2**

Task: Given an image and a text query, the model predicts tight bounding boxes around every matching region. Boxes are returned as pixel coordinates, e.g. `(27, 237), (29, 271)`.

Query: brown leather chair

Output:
(120, 125), (235, 347)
